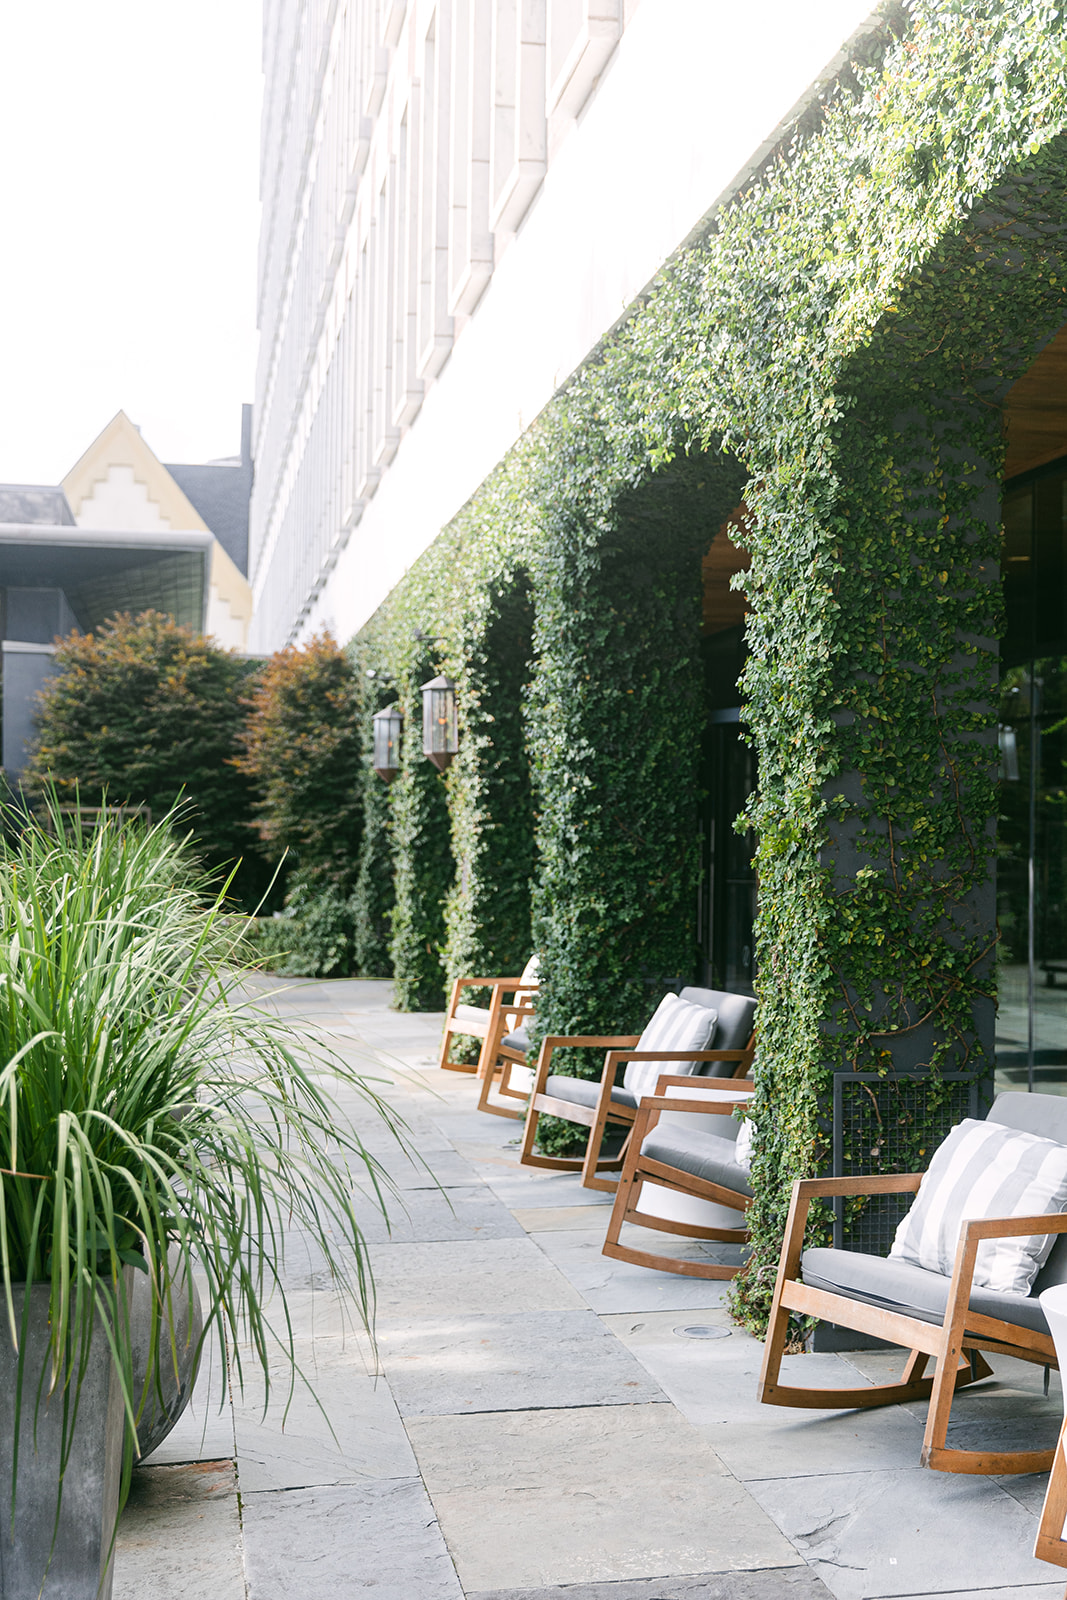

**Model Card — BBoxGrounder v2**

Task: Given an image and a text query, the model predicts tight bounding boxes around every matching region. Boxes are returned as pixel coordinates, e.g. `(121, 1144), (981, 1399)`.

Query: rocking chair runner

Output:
(518, 987), (757, 1194)
(602, 1079), (756, 1278)
(759, 1092), (1067, 1476)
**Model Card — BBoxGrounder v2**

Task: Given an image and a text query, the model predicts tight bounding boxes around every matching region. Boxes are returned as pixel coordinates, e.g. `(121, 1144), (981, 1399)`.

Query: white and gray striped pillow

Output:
(890, 1118), (1067, 1295)
(622, 994), (718, 1101)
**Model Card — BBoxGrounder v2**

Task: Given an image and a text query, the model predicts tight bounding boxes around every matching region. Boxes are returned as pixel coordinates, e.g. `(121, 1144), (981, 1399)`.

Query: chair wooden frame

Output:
(760, 1170), (1067, 1475)
(518, 1034), (755, 1194)
(437, 974), (538, 1076)
(475, 993), (537, 1118)
(1035, 1417), (1067, 1585)
(602, 1082), (754, 1278)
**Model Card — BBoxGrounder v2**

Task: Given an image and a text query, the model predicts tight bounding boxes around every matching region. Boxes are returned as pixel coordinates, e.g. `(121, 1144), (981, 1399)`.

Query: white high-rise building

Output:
(250, 0), (882, 651)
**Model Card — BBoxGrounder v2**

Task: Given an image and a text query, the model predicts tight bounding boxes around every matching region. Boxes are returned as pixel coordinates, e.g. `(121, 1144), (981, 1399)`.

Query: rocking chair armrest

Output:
(936, 1211), (1067, 1356)
(960, 1211), (1067, 1243)
(532, 1035), (639, 1092)
(542, 1035), (639, 1049)
(653, 1073), (755, 1095)
(456, 976), (528, 990)
(636, 1093), (754, 1117)
(792, 1172), (925, 1200)
(776, 1171), (926, 1287)
(603, 1047), (741, 1084)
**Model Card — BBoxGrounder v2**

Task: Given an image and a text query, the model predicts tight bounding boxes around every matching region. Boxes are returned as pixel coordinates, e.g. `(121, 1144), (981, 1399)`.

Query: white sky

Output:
(0, 1), (262, 484)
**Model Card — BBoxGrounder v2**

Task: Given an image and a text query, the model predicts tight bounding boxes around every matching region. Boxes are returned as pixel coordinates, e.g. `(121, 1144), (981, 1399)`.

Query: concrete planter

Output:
(0, 1284), (126, 1600)
(130, 1252), (203, 1460)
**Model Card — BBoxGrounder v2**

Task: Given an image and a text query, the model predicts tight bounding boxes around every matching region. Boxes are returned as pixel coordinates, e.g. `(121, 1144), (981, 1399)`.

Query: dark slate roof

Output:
(0, 486), (75, 525)
(165, 461), (251, 575)
(165, 405), (253, 576)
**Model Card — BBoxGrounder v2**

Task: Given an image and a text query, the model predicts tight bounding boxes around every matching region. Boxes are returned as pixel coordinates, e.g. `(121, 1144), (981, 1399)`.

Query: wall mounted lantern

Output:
(372, 702), (403, 782)
(421, 674), (459, 771)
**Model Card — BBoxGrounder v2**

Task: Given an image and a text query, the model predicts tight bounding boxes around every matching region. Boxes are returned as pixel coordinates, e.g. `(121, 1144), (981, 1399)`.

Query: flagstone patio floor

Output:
(113, 978), (1067, 1600)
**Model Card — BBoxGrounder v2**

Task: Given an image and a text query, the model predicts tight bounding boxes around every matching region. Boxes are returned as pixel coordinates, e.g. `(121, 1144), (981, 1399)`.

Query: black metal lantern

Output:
(372, 702), (403, 782)
(420, 674), (458, 771)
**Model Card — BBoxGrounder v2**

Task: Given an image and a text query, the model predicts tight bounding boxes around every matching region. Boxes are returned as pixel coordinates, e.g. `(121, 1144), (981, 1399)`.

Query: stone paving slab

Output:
(467, 1572), (835, 1599)
(369, 1145), (486, 1187)
(407, 1403), (803, 1592)
(530, 1227), (741, 1313)
(376, 1307), (667, 1415)
(240, 1477), (465, 1599)
(483, 1172), (618, 1209)
(887, 1588), (1064, 1600)
(600, 1311), (931, 1478)
(746, 1465), (1054, 1600)
(351, 1181), (526, 1243)
(514, 1205), (625, 1231)
(113, 1461), (244, 1599)
(232, 1339), (417, 1491)
(369, 1235), (587, 1319)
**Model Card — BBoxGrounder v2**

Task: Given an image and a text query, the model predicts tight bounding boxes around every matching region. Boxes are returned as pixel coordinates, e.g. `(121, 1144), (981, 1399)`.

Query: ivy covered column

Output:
(443, 575), (536, 984)
(528, 447), (746, 1068)
(351, 666), (396, 979)
(729, 384), (1003, 1326)
(388, 652), (455, 1010)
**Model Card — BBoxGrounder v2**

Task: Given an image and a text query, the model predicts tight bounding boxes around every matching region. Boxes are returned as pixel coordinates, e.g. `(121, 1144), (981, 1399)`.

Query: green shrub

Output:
(26, 610), (270, 911)
(236, 632), (363, 886)
(251, 872), (357, 978)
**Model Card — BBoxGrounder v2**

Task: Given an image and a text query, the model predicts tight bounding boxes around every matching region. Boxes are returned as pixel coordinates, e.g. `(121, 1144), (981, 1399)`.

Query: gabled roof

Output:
(61, 411), (210, 533)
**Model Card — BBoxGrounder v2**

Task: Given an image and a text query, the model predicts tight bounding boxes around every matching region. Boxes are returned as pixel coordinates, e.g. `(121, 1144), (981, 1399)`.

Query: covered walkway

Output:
(115, 979), (1062, 1600)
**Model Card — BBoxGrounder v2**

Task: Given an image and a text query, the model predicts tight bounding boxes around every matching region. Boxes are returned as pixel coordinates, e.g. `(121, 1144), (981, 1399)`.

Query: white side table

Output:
(1036, 1284), (1067, 1587)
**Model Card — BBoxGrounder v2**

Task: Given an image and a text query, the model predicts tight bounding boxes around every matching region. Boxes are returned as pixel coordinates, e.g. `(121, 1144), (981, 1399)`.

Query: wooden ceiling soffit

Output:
(703, 504), (751, 635)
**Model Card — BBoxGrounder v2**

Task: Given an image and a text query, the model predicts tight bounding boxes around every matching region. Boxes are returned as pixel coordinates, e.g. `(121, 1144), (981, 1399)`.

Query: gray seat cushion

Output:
(545, 1075), (637, 1110)
(801, 1246), (1049, 1336)
(678, 987), (756, 1071)
(640, 1124), (753, 1198)
(501, 1026), (529, 1054)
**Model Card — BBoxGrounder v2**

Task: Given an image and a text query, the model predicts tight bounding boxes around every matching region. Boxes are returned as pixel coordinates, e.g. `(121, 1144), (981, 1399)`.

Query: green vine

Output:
(351, 0), (1067, 1328)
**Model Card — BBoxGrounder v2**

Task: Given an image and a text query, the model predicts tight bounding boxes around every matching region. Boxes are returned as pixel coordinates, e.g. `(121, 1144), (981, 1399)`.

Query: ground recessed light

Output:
(673, 1324), (731, 1340)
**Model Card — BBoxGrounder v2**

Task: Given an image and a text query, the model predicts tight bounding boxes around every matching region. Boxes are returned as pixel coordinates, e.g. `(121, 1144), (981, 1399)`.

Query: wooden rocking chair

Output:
(437, 956), (539, 1076)
(475, 997), (538, 1119)
(518, 987), (756, 1194)
(759, 1092), (1067, 1475)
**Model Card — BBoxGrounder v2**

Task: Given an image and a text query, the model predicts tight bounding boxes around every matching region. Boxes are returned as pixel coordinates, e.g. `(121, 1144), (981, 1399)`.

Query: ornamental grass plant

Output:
(0, 797), (404, 1571)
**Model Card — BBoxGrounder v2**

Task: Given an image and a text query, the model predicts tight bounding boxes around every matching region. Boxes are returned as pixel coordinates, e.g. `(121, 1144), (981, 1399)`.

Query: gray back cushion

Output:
(679, 988), (756, 1053)
(990, 1092), (1067, 1146)
(990, 1093), (1067, 1294)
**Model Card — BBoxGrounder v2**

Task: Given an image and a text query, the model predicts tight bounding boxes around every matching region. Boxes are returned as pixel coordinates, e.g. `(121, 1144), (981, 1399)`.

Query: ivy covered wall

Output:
(352, 0), (1067, 1325)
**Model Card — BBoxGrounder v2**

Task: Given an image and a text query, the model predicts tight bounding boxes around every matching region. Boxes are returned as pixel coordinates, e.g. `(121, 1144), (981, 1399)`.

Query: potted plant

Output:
(0, 799), (403, 1598)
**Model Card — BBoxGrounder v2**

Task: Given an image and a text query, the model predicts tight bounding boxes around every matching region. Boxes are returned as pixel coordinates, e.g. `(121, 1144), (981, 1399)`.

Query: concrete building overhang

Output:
(0, 525), (212, 635)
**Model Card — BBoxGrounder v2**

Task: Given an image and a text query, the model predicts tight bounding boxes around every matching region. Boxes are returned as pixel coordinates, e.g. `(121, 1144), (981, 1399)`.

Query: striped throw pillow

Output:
(889, 1118), (1067, 1295)
(622, 993), (717, 1101)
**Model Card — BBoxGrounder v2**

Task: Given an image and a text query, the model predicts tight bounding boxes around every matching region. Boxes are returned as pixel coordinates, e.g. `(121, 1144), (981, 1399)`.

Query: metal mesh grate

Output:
(831, 1072), (988, 1254)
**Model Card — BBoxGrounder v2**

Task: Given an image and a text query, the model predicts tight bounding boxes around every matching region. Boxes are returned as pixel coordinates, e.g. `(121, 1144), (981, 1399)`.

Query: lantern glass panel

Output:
(420, 675), (458, 770)
(372, 705), (402, 782)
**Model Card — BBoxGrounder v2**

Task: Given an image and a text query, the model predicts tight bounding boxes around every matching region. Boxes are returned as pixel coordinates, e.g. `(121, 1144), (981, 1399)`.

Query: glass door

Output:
(997, 462), (1067, 1093)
